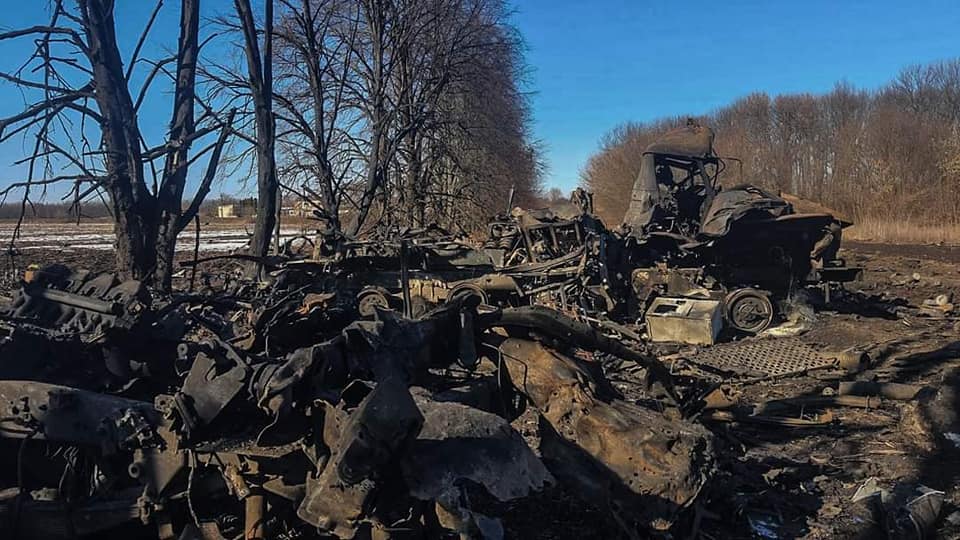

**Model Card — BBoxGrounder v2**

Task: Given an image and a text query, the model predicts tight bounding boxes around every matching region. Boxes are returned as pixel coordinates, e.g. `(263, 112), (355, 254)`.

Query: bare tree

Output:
(234, 0), (279, 265)
(0, 0), (233, 288)
(273, 0), (360, 233)
(378, 0), (542, 230)
(344, 0), (394, 236)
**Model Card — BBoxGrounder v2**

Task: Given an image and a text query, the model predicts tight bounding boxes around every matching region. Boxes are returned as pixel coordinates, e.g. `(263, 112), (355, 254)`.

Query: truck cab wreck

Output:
(622, 122), (862, 339)
(438, 123), (862, 343)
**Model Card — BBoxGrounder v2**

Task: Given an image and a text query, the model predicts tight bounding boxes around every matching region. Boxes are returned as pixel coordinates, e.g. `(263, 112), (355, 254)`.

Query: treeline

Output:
(582, 59), (960, 232)
(0, 197), (239, 220)
(2, 0), (543, 233)
(0, 203), (111, 220)
(264, 0), (542, 234)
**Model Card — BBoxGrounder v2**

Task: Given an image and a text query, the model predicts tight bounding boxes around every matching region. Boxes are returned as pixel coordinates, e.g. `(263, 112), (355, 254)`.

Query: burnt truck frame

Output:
(619, 122), (862, 333)
(303, 124), (861, 338)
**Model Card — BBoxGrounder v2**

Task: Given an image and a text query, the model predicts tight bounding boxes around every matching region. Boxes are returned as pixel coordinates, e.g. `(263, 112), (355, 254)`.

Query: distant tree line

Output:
(0, 202), (111, 220)
(582, 59), (960, 229)
(0, 194), (287, 220)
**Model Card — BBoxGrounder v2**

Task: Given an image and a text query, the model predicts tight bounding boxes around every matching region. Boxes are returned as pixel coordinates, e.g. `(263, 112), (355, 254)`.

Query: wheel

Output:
(357, 288), (391, 317)
(724, 288), (774, 334)
(448, 285), (488, 306)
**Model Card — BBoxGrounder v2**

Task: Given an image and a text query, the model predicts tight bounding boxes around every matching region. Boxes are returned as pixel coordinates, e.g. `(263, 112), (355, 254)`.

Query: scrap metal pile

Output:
(0, 124), (869, 539)
(0, 263), (712, 539)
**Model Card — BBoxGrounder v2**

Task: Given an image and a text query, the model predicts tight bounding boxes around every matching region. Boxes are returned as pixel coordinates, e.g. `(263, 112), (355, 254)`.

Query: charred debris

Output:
(0, 125), (871, 539)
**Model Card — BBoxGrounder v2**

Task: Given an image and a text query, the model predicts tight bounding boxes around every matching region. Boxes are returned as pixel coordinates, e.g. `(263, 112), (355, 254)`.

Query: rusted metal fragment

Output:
(491, 337), (713, 531)
(705, 409), (835, 427)
(297, 378), (423, 536)
(754, 395), (882, 413)
(482, 305), (678, 402)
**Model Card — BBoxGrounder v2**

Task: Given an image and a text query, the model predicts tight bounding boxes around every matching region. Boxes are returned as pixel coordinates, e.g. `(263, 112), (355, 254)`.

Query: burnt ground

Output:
(2, 242), (960, 539)
(679, 243), (960, 540)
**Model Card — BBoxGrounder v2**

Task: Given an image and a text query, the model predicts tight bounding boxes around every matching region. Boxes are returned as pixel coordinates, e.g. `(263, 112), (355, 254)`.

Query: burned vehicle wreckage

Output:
(0, 125), (864, 539)
(0, 265), (710, 539)
(314, 123), (860, 342)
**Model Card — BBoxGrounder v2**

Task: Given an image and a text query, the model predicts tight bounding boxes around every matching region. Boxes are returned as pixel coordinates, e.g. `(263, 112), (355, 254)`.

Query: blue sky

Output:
(1, 1), (959, 197)
(512, 0), (960, 190)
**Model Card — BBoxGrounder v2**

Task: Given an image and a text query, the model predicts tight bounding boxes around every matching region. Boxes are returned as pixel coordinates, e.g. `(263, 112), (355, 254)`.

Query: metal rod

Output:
(28, 288), (120, 315)
(190, 214), (200, 292)
(400, 239), (411, 318)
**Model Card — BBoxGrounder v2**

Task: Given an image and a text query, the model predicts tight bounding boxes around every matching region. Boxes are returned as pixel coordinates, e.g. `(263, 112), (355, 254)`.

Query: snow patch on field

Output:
(0, 224), (311, 253)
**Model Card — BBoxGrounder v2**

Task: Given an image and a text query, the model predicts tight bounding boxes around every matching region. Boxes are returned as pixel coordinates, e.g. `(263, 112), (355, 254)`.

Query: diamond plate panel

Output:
(685, 337), (836, 379)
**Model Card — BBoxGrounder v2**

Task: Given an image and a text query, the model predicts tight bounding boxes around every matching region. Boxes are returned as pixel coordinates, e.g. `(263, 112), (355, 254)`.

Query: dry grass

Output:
(846, 218), (960, 245)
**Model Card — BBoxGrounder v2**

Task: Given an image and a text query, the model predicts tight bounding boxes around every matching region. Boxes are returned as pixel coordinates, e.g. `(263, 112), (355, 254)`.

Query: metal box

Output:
(645, 297), (723, 345)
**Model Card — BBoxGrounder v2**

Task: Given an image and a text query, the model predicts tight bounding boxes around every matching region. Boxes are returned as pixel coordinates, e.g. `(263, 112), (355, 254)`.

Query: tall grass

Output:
(846, 218), (960, 245)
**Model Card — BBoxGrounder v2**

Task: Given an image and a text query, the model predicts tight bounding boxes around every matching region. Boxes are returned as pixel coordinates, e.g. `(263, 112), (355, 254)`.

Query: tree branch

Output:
(178, 109), (236, 232)
(125, 0), (164, 80)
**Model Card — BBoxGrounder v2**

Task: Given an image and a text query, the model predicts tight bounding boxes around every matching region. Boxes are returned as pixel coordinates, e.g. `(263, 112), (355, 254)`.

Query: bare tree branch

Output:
(178, 108), (237, 232)
(125, 0), (165, 80)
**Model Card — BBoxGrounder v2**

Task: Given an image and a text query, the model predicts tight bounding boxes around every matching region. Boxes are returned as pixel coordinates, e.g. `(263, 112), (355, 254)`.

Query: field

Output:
(0, 218), (315, 293)
(2, 220), (960, 539)
(0, 218), (314, 253)
(845, 219), (960, 246)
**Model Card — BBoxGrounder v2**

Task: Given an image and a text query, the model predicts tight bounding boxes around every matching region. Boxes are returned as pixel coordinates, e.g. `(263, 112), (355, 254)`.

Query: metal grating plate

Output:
(684, 337), (836, 379)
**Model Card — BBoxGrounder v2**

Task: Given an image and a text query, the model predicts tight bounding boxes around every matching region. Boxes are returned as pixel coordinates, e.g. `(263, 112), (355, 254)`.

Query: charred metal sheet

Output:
(172, 348), (249, 439)
(681, 337), (837, 379)
(0, 380), (157, 449)
(1, 266), (150, 337)
(403, 394), (553, 501)
(402, 395), (553, 539)
(491, 337), (713, 532)
(297, 378), (424, 535)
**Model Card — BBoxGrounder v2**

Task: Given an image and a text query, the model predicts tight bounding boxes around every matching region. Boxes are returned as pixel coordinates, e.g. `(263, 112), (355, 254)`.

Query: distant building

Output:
(217, 204), (239, 218)
(215, 198), (258, 218)
(290, 199), (323, 217)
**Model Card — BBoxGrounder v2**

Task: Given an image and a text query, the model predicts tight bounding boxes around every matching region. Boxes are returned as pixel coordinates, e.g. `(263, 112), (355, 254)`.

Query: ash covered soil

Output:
(2, 239), (959, 539)
(686, 243), (960, 540)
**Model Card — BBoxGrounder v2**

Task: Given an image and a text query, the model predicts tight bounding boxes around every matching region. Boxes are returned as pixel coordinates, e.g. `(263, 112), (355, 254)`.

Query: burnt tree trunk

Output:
(302, 0), (341, 232)
(3, 0), (229, 289)
(79, 0), (157, 281)
(350, 121), (384, 237)
(236, 0), (278, 268)
(404, 131), (425, 227)
(155, 0), (200, 290)
(347, 0), (387, 237)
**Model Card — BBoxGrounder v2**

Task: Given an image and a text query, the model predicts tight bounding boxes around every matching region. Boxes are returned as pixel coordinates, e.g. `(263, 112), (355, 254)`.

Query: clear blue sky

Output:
(511, 0), (960, 190)
(1, 1), (959, 197)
